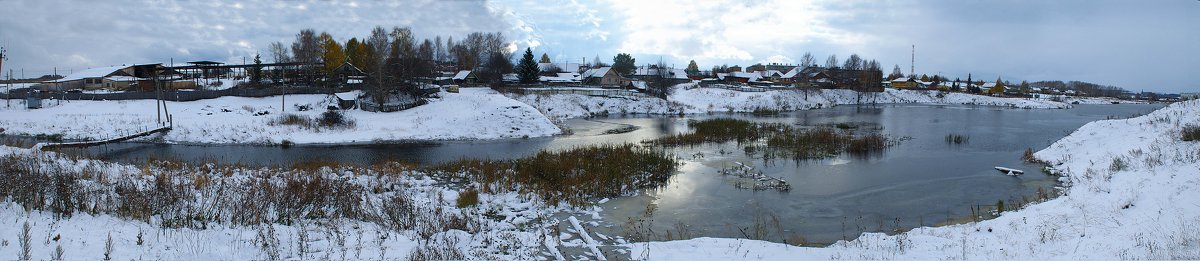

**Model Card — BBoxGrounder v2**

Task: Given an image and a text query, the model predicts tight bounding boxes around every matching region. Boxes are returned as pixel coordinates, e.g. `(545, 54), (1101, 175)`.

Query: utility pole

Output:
(910, 44), (915, 77)
(0, 45), (7, 107)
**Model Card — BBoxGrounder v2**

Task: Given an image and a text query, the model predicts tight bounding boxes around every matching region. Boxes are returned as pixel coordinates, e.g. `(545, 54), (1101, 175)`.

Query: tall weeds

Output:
(434, 144), (677, 206)
(1182, 125), (1200, 141)
(651, 118), (895, 160)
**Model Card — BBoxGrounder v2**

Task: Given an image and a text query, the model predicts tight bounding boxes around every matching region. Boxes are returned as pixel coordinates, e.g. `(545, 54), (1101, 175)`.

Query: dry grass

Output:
(649, 118), (784, 145)
(1183, 125), (1200, 141)
(0, 152), (470, 235)
(652, 118), (894, 160)
(434, 144), (677, 206)
(456, 187), (479, 208)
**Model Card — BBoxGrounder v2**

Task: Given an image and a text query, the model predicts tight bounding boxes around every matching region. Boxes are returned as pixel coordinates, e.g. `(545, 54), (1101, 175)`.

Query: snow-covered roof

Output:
(781, 67), (803, 78)
(755, 70), (783, 78)
(333, 90), (361, 100)
(671, 69), (689, 79)
(452, 70), (473, 80)
(502, 73), (519, 81)
(727, 72), (761, 81)
(891, 77), (910, 82)
(538, 63), (581, 73)
(982, 82), (997, 88)
(631, 81), (647, 90)
(47, 65), (129, 83)
(557, 72), (582, 81)
(581, 67), (612, 78)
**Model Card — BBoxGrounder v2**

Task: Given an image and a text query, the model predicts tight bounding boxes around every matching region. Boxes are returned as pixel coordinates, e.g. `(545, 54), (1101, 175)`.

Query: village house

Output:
(43, 64), (187, 92)
(452, 70), (477, 85)
(332, 62), (367, 85)
(581, 67), (625, 86)
(890, 77), (918, 89)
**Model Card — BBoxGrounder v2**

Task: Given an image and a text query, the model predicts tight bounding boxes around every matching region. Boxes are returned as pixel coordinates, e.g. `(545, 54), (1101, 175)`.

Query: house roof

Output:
(727, 71), (761, 81)
(46, 65), (131, 83)
(335, 62), (366, 75)
(671, 69), (689, 79)
(581, 67), (612, 78)
(756, 70), (783, 78)
(452, 70), (473, 80)
(781, 67), (804, 78)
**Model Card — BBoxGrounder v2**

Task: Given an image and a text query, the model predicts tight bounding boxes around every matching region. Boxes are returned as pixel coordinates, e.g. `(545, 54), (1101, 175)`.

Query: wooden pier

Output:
(35, 126), (172, 150)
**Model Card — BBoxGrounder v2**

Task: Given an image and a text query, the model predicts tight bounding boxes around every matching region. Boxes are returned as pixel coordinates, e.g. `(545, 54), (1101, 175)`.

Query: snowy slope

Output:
(626, 100), (1200, 260)
(510, 84), (1070, 120)
(0, 88), (561, 144)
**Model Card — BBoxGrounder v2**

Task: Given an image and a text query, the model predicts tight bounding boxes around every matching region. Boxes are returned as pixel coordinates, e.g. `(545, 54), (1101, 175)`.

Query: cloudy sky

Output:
(1, 0), (1196, 93)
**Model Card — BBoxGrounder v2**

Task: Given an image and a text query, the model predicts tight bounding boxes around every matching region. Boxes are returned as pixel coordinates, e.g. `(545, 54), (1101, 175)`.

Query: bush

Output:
(1110, 157), (1128, 172)
(318, 110), (354, 129)
(1183, 125), (1200, 141)
(271, 114), (312, 127)
(456, 188), (479, 208)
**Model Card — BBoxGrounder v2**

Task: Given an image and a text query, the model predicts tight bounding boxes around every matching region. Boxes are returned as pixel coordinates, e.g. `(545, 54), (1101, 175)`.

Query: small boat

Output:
(995, 166), (1024, 176)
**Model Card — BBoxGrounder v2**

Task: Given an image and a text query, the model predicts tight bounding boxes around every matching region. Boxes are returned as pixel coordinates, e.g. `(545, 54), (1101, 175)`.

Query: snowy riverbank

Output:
(510, 84), (1071, 120)
(625, 100), (1200, 260)
(0, 88), (560, 144)
(0, 145), (600, 260)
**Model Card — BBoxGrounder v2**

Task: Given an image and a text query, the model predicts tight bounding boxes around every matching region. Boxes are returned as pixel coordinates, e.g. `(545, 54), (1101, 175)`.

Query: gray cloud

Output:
(1, 0), (514, 77)
(2, 0), (1195, 93)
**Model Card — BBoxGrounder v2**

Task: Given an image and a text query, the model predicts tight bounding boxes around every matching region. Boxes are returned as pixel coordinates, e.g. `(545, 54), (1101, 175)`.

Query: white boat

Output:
(995, 166), (1024, 176)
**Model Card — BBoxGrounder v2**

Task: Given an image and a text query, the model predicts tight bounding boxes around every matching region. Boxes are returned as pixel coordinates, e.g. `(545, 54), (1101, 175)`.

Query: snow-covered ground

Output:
(510, 84), (1071, 120)
(0, 87), (560, 144)
(625, 100), (1200, 260)
(0, 145), (573, 260)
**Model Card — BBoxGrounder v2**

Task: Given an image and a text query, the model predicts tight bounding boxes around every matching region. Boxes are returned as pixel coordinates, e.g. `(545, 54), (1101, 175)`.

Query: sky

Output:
(0, 0), (1196, 93)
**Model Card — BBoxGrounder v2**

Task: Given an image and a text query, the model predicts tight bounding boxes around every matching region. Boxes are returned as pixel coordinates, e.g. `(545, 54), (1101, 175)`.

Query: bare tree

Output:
(843, 54), (863, 70)
(290, 29), (322, 84)
(889, 64), (904, 80)
(799, 52), (815, 68)
(366, 26), (390, 73)
(269, 41), (290, 63)
(825, 54), (838, 69)
(647, 61), (674, 99)
(433, 36), (444, 62)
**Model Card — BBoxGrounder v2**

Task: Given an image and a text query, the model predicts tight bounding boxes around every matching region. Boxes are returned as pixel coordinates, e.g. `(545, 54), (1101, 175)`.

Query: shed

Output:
(452, 70), (477, 84)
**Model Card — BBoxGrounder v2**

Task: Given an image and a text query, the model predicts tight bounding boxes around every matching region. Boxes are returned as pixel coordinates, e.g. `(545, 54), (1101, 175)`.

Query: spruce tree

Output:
(685, 60), (700, 76)
(612, 53), (636, 76)
(517, 47), (540, 84)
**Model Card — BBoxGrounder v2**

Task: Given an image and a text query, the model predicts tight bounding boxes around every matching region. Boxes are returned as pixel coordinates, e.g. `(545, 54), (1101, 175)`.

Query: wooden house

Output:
(582, 67), (624, 86)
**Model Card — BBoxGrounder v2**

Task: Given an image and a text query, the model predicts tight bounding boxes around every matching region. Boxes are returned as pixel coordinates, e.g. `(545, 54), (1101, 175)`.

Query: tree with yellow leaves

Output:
(320, 32), (344, 76)
(990, 77), (1006, 95)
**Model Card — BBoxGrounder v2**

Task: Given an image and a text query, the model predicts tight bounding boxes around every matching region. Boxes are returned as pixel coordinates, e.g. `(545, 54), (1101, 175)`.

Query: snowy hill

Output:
(510, 84), (1070, 120)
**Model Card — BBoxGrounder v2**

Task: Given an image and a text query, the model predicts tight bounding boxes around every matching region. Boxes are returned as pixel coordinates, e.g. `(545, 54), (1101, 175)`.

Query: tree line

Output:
(268, 26), (511, 103)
